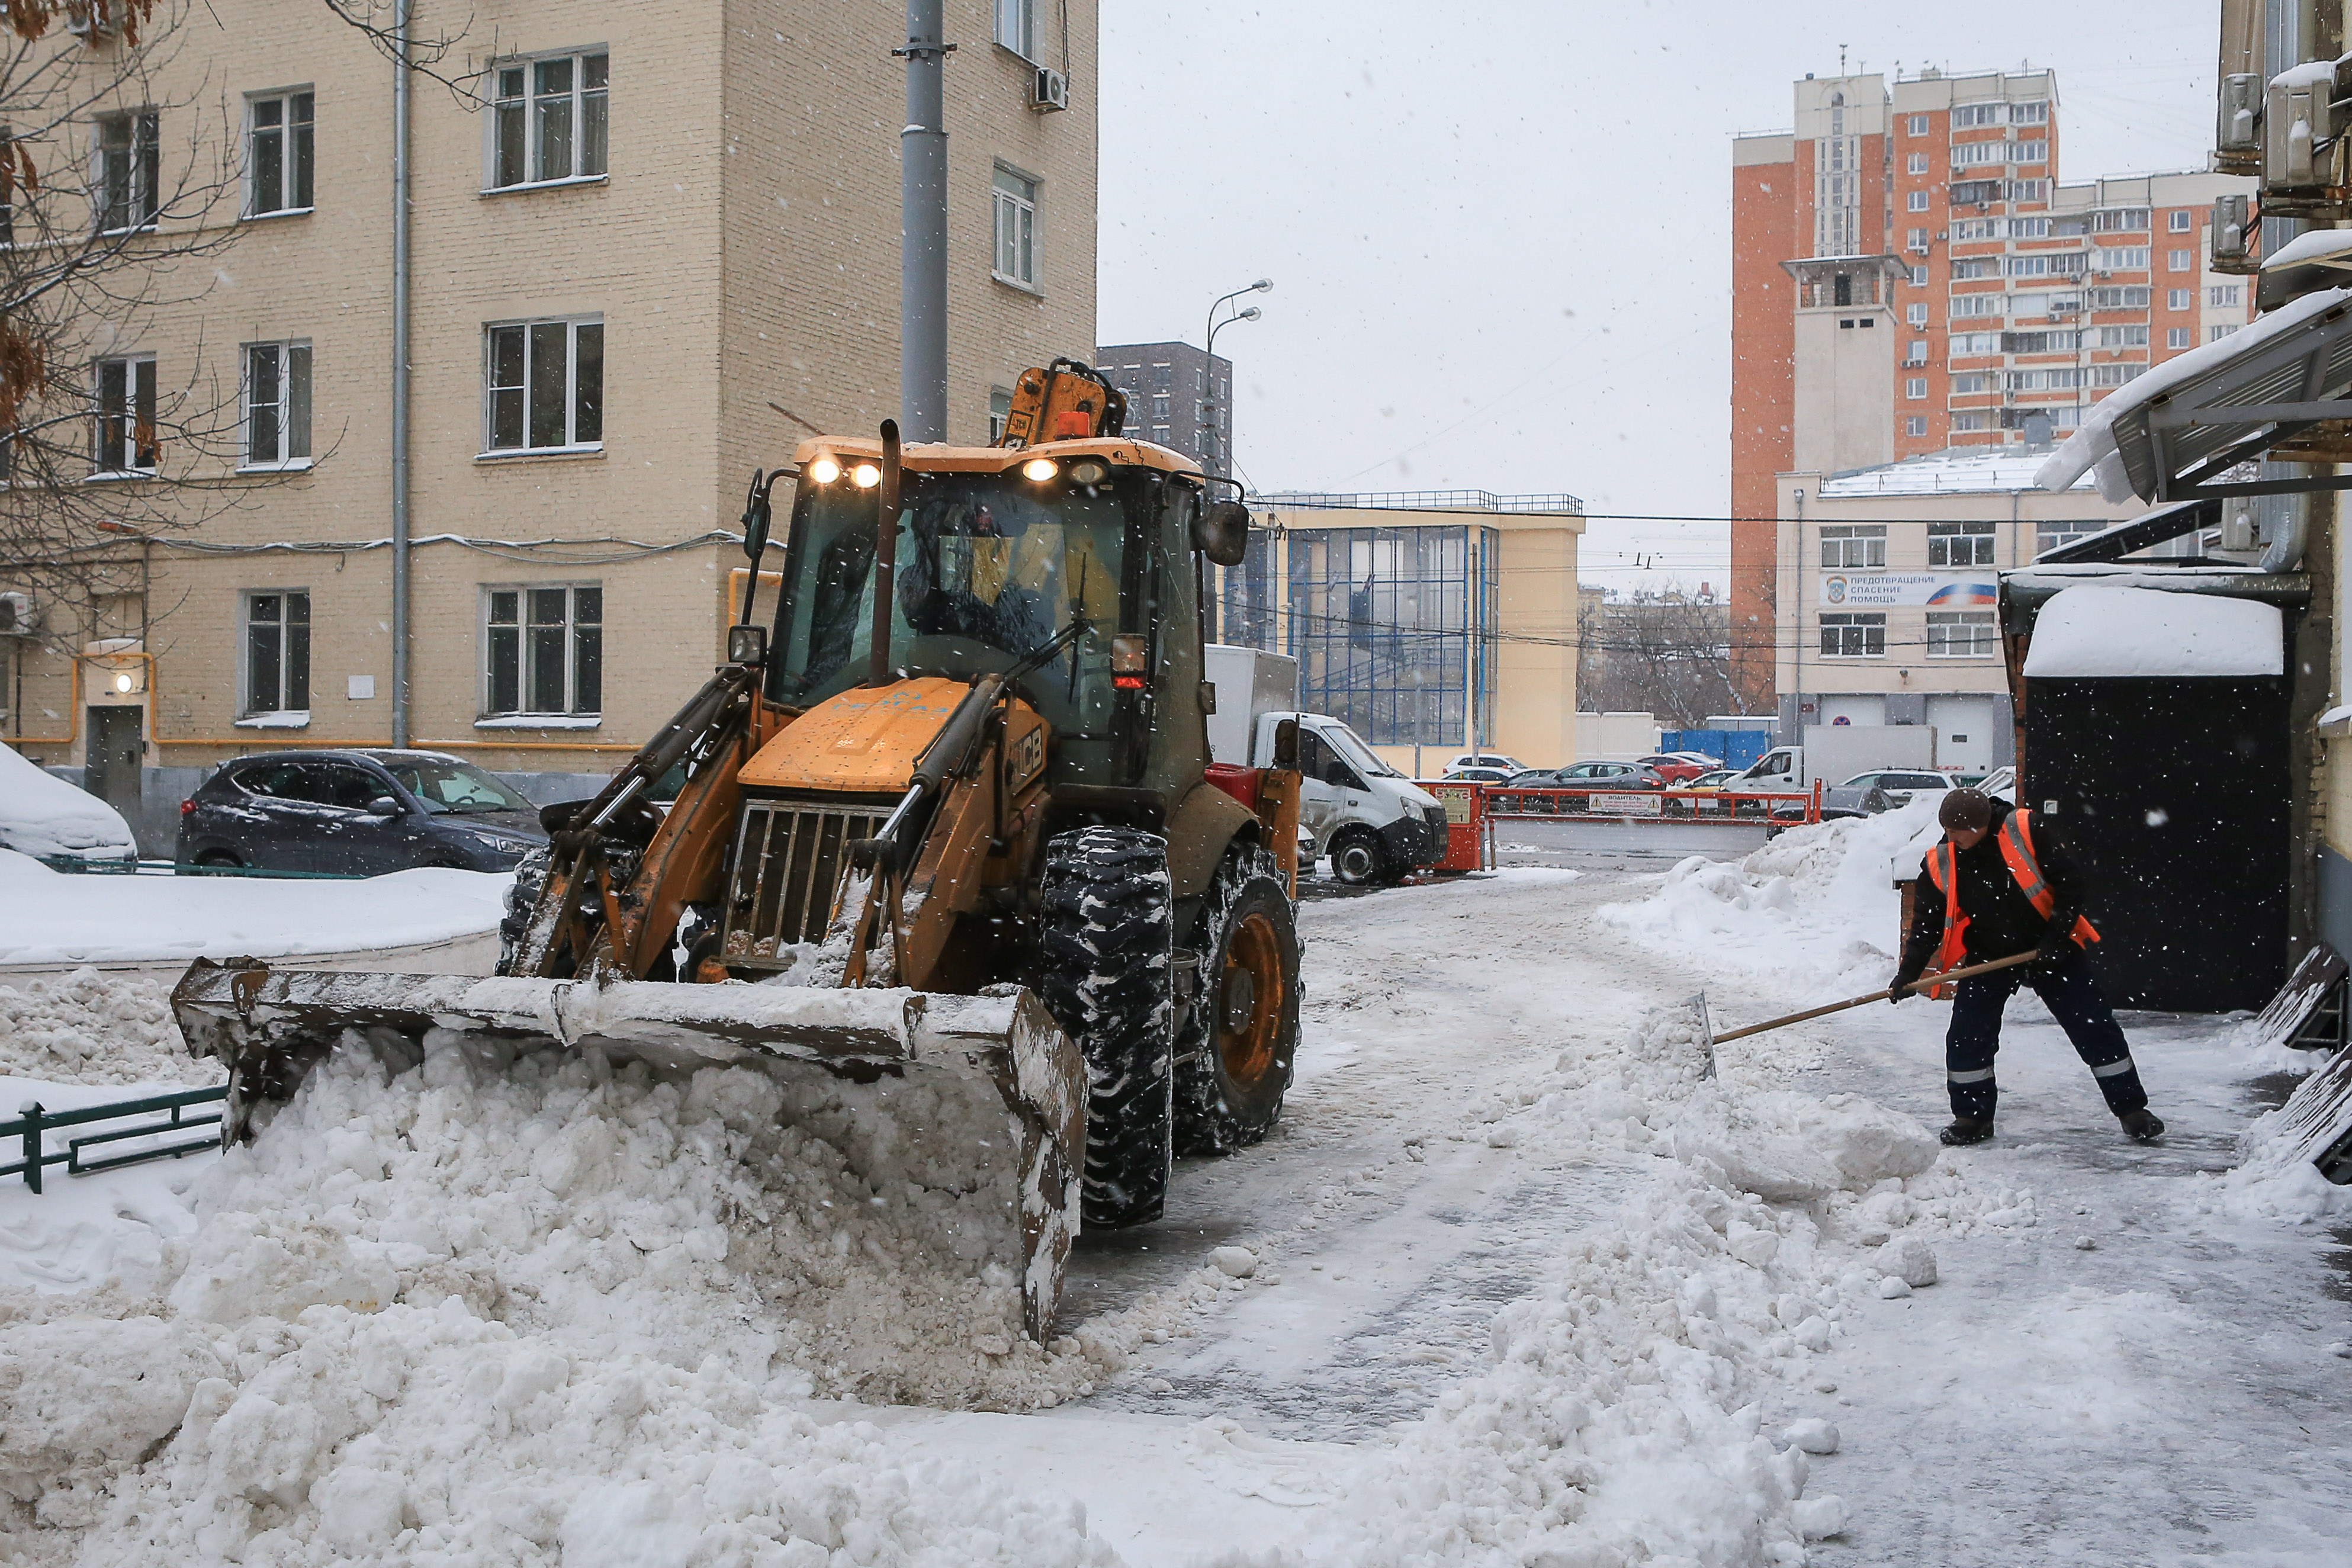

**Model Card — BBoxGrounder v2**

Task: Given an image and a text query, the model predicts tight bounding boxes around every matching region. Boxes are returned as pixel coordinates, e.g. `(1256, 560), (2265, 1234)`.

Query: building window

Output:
(2092, 246), (2150, 271)
(1907, 189), (1930, 212)
(1928, 519), (1997, 567)
(92, 354), (156, 474)
(2088, 285), (2150, 309)
(95, 110), (159, 233)
(1906, 227), (1927, 252)
(2006, 255), (2051, 278)
(2208, 284), (2242, 308)
(1950, 373), (1985, 393)
(2091, 208), (2149, 232)
(1910, 265), (1929, 286)
(484, 585), (601, 716)
(244, 591), (311, 716)
(994, 0), (1033, 57)
(2086, 364), (2141, 387)
(484, 318), (603, 452)
(1953, 411), (1989, 432)
(2010, 178), (2050, 203)
(243, 342), (311, 468)
(246, 91), (313, 216)
(1951, 293), (2004, 317)
(1907, 114), (1929, 136)
(1906, 377), (1927, 399)
(1905, 415), (1927, 437)
(2009, 217), (2050, 239)
(2208, 324), (2241, 343)
(991, 165), (1037, 289)
(2167, 249), (2193, 272)
(1949, 330), (2001, 355)
(2097, 324), (2149, 348)
(988, 386), (1013, 442)
(1950, 258), (1997, 279)
(1819, 612), (1886, 657)
(1927, 610), (1998, 658)
(2168, 209), (2193, 232)
(491, 52), (609, 188)
(1819, 524), (1887, 569)
(2166, 326), (2193, 349)
(1906, 339), (1929, 364)
(2011, 101), (2049, 124)
(2167, 288), (2193, 310)
(1907, 152), (1929, 175)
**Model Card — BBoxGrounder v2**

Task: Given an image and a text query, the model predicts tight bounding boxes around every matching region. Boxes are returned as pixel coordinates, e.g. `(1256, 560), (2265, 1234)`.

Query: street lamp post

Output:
(1201, 279), (1271, 478)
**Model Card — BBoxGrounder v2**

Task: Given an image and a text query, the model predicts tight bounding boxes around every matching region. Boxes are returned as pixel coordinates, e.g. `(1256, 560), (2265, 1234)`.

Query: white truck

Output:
(1203, 644), (1450, 885)
(1729, 725), (1940, 794)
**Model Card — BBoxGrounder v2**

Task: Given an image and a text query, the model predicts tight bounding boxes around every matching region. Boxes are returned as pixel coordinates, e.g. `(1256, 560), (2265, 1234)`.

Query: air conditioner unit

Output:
(65, 1), (119, 37)
(0, 590), (35, 637)
(1031, 66), (1068, 113)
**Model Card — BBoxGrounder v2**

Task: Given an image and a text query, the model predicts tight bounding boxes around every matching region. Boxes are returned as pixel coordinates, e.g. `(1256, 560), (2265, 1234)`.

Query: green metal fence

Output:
(3, 1087), (227, 1192)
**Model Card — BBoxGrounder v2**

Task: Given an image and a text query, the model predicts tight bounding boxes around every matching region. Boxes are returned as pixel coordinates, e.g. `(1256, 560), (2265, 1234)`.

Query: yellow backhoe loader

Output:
(172, 360), (1305, 1339)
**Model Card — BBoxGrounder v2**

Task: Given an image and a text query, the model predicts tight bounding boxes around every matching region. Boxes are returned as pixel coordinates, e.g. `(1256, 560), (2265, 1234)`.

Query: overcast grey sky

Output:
(1096, 1), (2218, 591)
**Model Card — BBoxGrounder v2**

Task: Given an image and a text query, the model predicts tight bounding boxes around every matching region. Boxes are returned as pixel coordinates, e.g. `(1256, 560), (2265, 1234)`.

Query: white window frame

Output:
(1818, 524), (1887, 570)
(245, 89), (314, 219)
(2167, 326), (2194, 349)
(481, 316), (603, 455)
(2168, 209), (2193, 232)
(2167, 288), (2193, 310)
(991, 163), (1039, 291)
(1926, 609), (1998, 658)
(91, 353), (156, 475)
(2209, 324), (2241, 343)
(2208, 284), (2242, 308)
(241, 340), (312, 471)
(242, 589), (312, 717)
(1907, 114), (1929, 136)
(1906, 303), (1929, 327)
(1905, 415), (1928, 438)
(1927, 519), (1997, 568)
(93, 109), (158, 234)
(1818, 612), (1887, 658)
(994, 0), (1034, 59)
(1907, 152), (1929, 175)
(1906, 377), (1927, 400)
(481, 583), (603, 718)
(487, 49), (609, 191)
(2168, 248), (2194, 272)
(1907, 189), (1929, 211)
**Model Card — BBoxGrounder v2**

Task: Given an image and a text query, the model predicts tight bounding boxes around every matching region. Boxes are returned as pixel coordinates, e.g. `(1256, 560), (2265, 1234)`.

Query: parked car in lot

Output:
(178, 749), (549, 875)
(1554, 760), (1667, 791)
(0, 743), (137, 863)
(1441, 766), (1514, 785)
(1975, 766), (2016, 804)
(1837, 770), (1952, 808)
(1447, 751), (1525, 776)
(1685, 769), (1740, 792)
(1636, 753), (1715, 784)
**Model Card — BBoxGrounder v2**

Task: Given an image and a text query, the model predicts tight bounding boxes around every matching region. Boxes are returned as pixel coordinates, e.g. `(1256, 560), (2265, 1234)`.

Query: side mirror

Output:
(741, 497), (771, 562)
(1193, 500), (1251, 567)
(1272, 717), (1299, 769)
(366, 795), (403, 817)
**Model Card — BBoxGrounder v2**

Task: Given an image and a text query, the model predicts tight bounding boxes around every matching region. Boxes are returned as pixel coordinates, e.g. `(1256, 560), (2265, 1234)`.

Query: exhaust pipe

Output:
(869, 420), (902, 687)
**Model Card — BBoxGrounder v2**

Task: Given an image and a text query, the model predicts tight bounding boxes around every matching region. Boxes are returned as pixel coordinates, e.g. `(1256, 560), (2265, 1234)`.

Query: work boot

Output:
(1940, 1117), (1994, 1146)
(2119, 1108), (2165, 1143)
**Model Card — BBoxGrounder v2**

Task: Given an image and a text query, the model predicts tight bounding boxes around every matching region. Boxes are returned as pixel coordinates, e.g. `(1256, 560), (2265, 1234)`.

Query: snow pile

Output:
(1284, 1004), (2030, 1567)
(1598, 798), (1945, 994)
(0, 851), (509, 966)
(0, 969), (221, 1087)
(2191, 1053), (2352, 1223)
(0, 750), (134, 862)
(2021, 586), (2283, 679)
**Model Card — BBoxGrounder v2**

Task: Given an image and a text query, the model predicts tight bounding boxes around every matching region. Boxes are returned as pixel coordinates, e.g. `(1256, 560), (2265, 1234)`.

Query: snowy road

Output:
(4, 833), (2348, 1566)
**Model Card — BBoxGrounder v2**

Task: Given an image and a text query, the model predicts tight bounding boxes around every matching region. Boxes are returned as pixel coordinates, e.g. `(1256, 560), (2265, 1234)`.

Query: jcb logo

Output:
(1008, 725), (1046, 791)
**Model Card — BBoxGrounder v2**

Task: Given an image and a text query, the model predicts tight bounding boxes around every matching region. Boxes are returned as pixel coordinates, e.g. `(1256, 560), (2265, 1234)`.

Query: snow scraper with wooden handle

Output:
(1689, 951), (2043, 1070)
(171, 371), (1310, 1344)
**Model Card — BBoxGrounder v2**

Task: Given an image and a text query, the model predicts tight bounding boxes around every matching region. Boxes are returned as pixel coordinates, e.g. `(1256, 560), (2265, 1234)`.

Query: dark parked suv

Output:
(177, 750), (548, 876)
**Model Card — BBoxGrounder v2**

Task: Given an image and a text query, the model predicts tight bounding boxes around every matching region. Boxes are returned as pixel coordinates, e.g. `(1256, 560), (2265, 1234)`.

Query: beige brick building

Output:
(1, 0), (1099, 843)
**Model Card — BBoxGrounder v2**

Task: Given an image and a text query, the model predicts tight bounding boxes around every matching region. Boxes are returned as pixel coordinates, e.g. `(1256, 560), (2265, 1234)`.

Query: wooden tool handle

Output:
(1709, 950), (2042, 1045)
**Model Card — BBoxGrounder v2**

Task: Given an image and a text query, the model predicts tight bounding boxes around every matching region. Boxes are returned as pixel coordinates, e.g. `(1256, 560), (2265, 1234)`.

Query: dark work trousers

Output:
(1945, 950), (2149, 1122)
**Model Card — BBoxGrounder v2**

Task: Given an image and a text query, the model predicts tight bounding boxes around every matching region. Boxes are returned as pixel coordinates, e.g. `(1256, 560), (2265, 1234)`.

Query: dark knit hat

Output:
(1939, 788), (1994, 833)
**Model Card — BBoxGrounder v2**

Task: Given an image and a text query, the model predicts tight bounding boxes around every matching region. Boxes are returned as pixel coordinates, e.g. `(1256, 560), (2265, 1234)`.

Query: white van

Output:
(1249, 711), (1448, 885)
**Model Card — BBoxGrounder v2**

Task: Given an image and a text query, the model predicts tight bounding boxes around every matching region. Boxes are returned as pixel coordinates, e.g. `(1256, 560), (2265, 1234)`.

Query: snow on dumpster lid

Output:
(2022, 585), (2283, 679)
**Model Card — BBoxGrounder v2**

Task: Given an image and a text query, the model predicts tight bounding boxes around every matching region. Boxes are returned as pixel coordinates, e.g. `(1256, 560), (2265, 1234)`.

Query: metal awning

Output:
(2037, 285), (2352, 503)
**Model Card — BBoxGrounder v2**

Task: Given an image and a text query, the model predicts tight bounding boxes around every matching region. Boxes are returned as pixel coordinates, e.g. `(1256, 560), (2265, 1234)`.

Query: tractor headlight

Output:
(1069, 458), (1109, 484)
(727, 624), (767, 666)
(1021, 457), (1058, 483)
(852, 462), (881, 488)
(807, 456), (841, 484)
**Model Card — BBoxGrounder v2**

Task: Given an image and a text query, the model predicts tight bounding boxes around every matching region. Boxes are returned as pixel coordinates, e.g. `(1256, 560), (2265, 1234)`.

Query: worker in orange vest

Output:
(1890, 788), (2163, 1147)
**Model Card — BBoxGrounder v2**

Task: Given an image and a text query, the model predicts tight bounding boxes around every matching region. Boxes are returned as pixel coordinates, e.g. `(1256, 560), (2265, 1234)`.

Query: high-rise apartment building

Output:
(1093, 342), (1233, 478)
(1728, 67), (2255, 705)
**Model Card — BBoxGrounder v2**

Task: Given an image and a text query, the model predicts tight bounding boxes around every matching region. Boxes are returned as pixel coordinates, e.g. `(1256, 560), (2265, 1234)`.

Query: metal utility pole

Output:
(390, 0), (413, 746)
(899, 2), (950, 441)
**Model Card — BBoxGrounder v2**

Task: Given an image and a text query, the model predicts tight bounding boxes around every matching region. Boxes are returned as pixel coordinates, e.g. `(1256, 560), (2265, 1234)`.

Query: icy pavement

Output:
(0, 840), (2347, 1564)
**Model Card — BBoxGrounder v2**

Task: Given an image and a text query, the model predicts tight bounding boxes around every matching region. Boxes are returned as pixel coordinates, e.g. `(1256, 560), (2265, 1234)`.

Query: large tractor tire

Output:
(495, 847), (552, 976)
(1039, 826), (1176, 1229)
(1175, 841), (1301, 1155)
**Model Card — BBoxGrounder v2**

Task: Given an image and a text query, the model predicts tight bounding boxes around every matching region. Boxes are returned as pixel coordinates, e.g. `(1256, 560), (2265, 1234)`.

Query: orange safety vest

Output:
(1920, 808), (2099, 997)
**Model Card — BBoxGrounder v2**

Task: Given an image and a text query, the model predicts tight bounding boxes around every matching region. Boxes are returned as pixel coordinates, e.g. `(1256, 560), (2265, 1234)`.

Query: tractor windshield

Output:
(769, 470), (1141, 763)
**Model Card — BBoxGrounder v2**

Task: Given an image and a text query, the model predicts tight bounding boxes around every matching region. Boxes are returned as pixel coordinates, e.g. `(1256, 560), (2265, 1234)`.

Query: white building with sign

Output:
(1771, 446), (2157, 772)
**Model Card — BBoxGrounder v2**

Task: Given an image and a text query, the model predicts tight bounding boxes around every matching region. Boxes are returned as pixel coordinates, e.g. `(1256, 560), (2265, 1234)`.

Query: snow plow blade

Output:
(169, 960), (1084, 1339)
